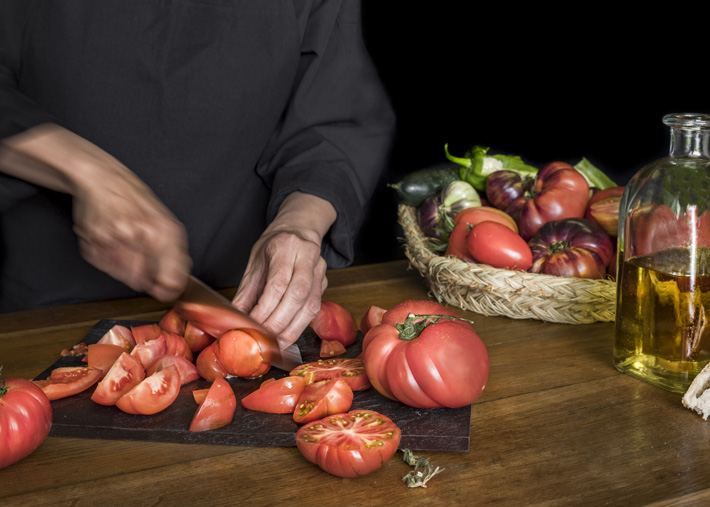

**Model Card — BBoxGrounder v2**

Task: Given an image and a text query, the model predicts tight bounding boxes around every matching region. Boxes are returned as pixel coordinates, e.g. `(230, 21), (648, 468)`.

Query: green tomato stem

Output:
(395, 313), (475, 341)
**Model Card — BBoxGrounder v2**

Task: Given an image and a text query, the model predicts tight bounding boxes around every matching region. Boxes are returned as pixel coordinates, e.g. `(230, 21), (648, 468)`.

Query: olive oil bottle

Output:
(614, 114), (710, 392)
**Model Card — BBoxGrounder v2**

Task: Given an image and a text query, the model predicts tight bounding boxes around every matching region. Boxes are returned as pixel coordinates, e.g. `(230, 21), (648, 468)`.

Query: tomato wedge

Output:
(196, 342), (228, 381)
(189, 378), (237, 432)
(192, 389), (209, 405)
(87, 343), (125, 376)
(147, 355), (199, 385)
(91, 352), (146, 406)
(184, 322), (214, 353)
(131, 324), (162, 345)
(158, 309), (186, 336)
(115, 365), (180, 415)
(319, 339), (346, 358)
(161, 332), (193, 362)
(34, 367), (102, 401)
(130, 334), (167, 370)
(310, 301), (357, 347)
(296, 410), (401, 478)
(293, 379), (353, 424)
(360, 305), (387, 334)
(97, 325), (135, 351)
(241, 376), (306, 414)
(290, 358), (370, 391)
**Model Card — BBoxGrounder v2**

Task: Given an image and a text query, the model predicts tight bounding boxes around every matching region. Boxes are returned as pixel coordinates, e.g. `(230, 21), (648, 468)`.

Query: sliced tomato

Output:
(290, 358), (370, 391)
(196, 342), (228, 381)
(214, 329), (270, 379)
(296, 410), (401, 478)
(319, 339), (346, 358)
(97, 325), (135, 351)
(293, 379), (353, 424)
(158, 309), (186, 335)
(34, 367), (102, 401)
(115, 365), (180, 415)
(161, 332), (193, 362)
(131, 324), (162, 345)
(59, 342), (89, 357)
(91, 352), (146, 406)
(189, 378), (237, 432)
(130, 334), (167, 370)
(310, 301), (357, 347)
(184, 322), (214, 353)
(147, 355), (199, 385)
(192, 389), (209, 405)
(360, 305), (387, 334)
(87, 343), (125, 377)
(241, 376), (306, 414)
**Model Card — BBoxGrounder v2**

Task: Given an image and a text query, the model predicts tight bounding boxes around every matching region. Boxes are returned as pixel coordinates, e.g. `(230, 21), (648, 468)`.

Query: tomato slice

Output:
(147, 355), (199, 385)
(158, 309), (186, 336)
(293, 379), (353, 424)
(290, 358), (370, 391)
(319, 339), (346, 358)
(184, 322), (214, 353)
(296, 410), (401, 478)
(34, 367), (102, 401)
(87, 343), (125, 377)
(310, 301), (357, 347)
(189, 378), (237, 432)
(241, 376), (306, 414)
(192, 389), (209, 405)
(97, 325), (135, 351)
(91, 352), (146, 406)
(161, 332), (193, 362)
(196, 342), (228, 381)
(131, 324), (162, 345)
(115, 365), (180, 415)
(214, 329), (270, 379)
(360, 305), (387, 334)
(130, 334), (167, 370)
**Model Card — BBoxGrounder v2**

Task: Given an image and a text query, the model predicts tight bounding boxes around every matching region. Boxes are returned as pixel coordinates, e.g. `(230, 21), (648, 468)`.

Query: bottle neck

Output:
(669, 128), (710, 158)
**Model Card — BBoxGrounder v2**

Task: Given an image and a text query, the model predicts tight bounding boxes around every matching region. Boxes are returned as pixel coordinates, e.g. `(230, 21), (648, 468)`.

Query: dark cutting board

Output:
(35, 320), (472, 452)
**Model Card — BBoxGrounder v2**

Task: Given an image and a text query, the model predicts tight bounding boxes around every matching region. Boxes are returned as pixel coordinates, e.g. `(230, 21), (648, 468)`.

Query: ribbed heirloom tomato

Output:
(0, 376), (52, 469)
(363, 300), (489, 408)
(296, 410), (401, 478)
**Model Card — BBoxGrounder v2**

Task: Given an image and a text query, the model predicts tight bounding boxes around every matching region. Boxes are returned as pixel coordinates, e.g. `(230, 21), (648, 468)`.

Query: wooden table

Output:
(1, 261), (709, 506)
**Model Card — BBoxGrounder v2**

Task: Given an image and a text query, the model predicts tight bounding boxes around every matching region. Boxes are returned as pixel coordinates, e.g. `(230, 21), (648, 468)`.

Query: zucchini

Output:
(389, 163), (459, 207)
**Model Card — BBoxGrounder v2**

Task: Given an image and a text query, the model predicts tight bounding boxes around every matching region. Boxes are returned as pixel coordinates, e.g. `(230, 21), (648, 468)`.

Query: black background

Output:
(353, 4), (707, 265)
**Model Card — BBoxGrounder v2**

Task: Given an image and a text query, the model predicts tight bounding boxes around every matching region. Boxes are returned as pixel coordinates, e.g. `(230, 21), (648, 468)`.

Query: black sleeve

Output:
(0, 0), (57, 212)
(256, 0), (395, 267)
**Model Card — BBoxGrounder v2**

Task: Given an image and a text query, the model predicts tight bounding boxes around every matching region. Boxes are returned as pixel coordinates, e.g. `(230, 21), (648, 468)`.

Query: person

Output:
(0, 0), (394, 347)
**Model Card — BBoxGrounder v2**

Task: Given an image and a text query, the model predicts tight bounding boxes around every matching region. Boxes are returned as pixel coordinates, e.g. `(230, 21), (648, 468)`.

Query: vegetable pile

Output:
(7, 298), (489, 483)
(394, 145), (624, 279)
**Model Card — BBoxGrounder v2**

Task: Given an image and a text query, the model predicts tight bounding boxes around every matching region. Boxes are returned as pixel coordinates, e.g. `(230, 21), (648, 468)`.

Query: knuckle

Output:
(289, 280), (311, 301)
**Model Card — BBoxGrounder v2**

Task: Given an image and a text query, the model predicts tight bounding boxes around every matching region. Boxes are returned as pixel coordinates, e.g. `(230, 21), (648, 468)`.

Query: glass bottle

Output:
(614, 113), (710, 393)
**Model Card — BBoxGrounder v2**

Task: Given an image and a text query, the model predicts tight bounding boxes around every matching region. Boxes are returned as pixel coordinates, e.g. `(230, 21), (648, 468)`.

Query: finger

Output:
(278, 258), (327, 347)
(248, 241), (296, 324)
(261, 245), (319, 337)
(233, 257), (266, 313)
(79, 238), (148, 292)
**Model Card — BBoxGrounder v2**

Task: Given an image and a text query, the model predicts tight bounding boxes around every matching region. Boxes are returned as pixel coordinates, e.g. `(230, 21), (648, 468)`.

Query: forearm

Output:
(267, 191), (337, 245)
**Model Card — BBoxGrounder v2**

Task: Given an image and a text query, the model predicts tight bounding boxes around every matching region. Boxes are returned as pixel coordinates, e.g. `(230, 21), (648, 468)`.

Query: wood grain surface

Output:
(1, 260), (708, 507)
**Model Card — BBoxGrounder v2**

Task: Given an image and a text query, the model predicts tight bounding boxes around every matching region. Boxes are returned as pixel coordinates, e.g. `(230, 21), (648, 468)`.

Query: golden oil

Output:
(614, 247), (710, 392)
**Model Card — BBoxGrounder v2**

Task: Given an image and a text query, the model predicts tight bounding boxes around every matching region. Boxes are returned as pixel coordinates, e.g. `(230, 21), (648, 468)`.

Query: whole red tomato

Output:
(486, 162), (590, 239)
(0, 376), (52, 469)
(467, 221), (533, 270)
(296, 410), (401, 478)
(529, 218), (613, 278)
(446, 207), (518, 261)
(362, 302), (489, 409)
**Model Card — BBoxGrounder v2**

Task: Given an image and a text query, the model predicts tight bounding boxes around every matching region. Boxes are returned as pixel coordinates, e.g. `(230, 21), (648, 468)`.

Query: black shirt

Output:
(0, 0), (394, 311)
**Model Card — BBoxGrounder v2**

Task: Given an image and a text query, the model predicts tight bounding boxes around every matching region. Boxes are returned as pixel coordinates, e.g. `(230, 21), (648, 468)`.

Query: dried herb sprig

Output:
(401, 449), (444, 488)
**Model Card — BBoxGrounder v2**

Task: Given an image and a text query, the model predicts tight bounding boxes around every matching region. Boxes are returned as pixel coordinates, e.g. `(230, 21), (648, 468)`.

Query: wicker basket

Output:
(398, 204), (616, 324)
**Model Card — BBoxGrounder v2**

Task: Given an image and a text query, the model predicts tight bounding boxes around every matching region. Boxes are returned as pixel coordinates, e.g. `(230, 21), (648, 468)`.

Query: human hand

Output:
(232, 192), (337, 347)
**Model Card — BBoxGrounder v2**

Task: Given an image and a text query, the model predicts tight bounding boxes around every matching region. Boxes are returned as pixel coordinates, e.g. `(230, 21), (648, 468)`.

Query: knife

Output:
(173, 276), (302, 372)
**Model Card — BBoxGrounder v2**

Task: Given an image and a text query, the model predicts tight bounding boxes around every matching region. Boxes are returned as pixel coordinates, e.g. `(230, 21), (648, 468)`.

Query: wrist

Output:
(268, 192), (337, 244)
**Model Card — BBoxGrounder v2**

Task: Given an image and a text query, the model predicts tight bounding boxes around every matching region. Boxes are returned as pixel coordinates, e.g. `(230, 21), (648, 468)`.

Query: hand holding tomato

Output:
(233, 192), (336, 348)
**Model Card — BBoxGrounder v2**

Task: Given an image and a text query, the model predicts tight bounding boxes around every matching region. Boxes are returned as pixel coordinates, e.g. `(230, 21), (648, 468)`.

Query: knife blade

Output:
(173, 276), (302, 372)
